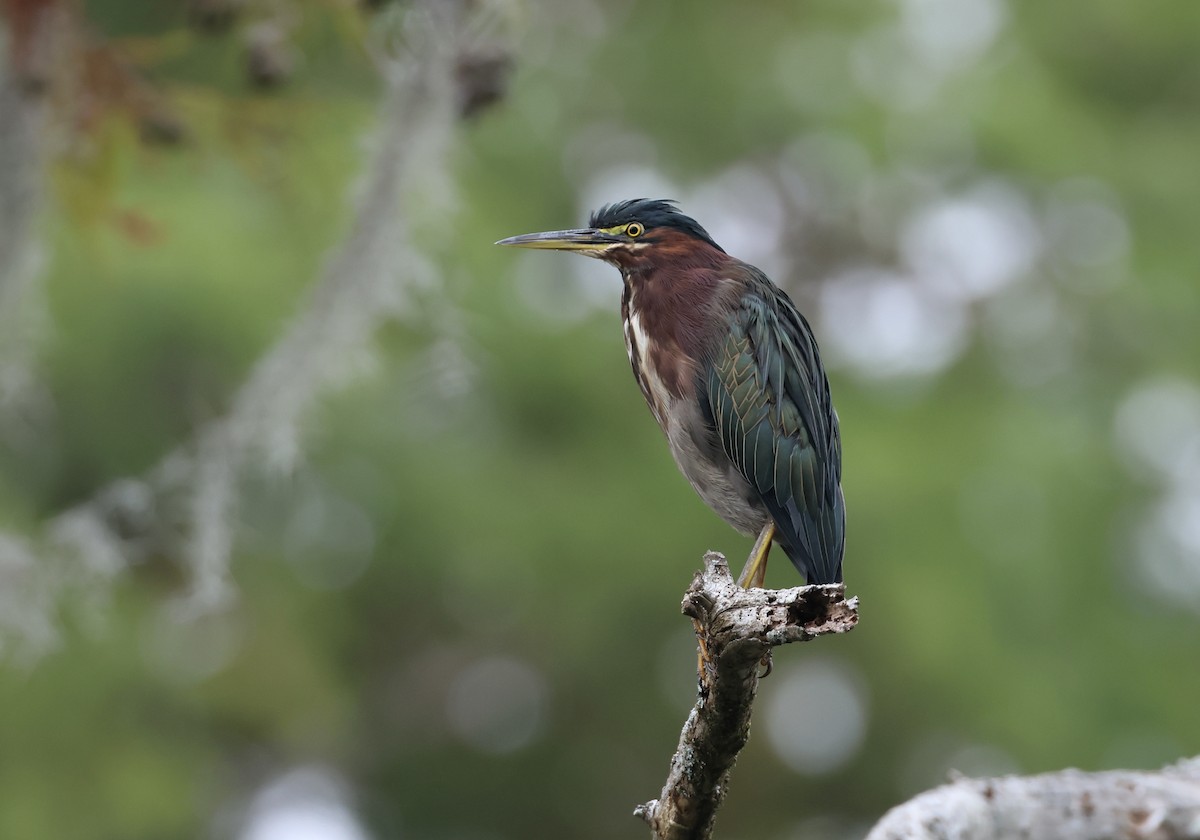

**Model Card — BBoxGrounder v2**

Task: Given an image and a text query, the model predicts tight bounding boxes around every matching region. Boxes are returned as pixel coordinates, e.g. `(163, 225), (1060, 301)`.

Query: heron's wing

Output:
(704, 266), (844, 584)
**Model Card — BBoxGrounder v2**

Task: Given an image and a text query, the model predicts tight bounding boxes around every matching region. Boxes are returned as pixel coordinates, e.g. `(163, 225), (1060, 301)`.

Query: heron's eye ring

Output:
(626, 222), (644, 238)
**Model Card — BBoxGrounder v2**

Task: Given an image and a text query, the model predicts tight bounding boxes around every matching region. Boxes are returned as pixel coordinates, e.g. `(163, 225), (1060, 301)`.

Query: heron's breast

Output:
(661, 396), (769, 537)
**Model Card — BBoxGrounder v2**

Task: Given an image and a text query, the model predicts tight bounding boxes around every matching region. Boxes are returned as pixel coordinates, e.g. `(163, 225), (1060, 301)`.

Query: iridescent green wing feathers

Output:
(704, 270), (845, 584)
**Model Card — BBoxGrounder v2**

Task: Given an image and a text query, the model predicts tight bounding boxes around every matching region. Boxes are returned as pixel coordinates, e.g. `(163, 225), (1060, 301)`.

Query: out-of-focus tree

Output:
(0, 0), (514, 648)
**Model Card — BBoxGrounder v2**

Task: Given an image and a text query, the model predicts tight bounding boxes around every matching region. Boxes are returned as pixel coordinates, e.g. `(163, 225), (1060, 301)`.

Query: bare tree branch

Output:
(635, 557), (1200, 840)
(866, 757), (1200, 840)
(635, 551), (859, 840)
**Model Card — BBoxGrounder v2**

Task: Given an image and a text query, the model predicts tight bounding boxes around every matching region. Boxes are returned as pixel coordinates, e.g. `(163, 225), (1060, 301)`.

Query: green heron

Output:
(498, 199), (844, 588)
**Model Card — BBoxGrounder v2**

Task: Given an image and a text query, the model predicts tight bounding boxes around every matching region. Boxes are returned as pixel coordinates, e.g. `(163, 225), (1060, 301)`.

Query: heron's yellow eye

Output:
(625, 222), (644, 238)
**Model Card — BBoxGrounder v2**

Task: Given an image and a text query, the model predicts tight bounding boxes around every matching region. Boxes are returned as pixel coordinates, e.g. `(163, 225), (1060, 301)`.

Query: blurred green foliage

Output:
(1, 0), (1198, 838)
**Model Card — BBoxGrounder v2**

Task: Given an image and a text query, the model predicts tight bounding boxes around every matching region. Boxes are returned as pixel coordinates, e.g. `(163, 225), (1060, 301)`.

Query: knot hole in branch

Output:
(787, 587), (834, 626)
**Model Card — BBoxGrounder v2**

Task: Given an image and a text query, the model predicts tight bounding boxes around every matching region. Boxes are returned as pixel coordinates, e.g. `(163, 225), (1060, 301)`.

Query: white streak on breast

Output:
(628, 309), (652, 361)
(625, 307), (674, 427)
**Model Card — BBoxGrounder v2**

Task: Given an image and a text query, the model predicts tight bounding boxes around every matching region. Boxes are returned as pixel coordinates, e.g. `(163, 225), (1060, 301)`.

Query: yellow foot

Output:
(736, 521), (775, 589)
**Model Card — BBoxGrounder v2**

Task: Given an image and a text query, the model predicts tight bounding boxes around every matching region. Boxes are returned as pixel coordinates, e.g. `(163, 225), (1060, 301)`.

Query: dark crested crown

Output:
(588, 198), (725, 252)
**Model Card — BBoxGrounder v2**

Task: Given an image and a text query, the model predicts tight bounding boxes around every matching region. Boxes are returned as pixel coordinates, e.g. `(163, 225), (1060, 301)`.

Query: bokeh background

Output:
(1, 0), (1198, 838)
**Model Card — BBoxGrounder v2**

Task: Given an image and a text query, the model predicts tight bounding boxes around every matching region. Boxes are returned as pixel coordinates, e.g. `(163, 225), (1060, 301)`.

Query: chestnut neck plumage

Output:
(610, 231), (734, 429)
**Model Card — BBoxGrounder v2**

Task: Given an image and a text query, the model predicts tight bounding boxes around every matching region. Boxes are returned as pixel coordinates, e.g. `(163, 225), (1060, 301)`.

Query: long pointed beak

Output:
(495, 228), (621, 252)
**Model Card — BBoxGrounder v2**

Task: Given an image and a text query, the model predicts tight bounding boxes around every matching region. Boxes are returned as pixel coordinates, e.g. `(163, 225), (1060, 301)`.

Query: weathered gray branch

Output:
(636, 556), (1200, 840)
(635, 551), (859, 840)
(866, 758), (1200, 840)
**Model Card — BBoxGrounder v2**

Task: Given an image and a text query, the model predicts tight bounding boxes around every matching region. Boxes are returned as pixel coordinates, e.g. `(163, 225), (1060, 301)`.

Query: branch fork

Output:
(636, 551), (859, 839)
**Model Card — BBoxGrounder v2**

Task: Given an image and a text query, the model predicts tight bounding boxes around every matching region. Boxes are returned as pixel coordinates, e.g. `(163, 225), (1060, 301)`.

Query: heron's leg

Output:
(694, 619), (711, 683)
(737, 520), (774, 589)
